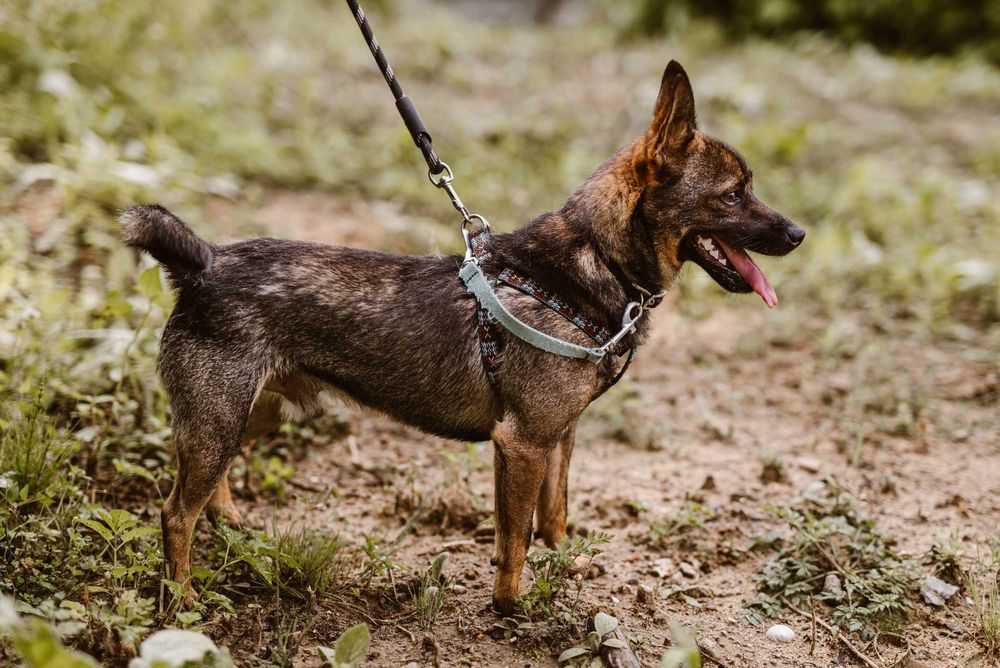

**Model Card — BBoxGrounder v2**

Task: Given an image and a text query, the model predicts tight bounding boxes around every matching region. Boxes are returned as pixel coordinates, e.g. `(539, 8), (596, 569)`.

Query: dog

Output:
(121, 60), (804, 615)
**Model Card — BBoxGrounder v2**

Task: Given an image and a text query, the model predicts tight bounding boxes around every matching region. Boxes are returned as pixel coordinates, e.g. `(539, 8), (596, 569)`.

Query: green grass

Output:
(1, 0), (998, 664)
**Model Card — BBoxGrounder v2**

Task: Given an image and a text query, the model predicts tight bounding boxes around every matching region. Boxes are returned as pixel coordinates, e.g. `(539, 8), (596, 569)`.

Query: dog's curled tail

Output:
(120, 204), (213, 281)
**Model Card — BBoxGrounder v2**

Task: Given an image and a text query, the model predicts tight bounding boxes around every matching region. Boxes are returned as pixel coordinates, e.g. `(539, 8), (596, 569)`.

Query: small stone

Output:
(679, 561), (698, 579)
(700, 475), (717, 491)
(798, 457), (822, 473)
(464, 569), (477, 581)
(452, 584), (468, 595)
(627, 577), (639, 586)
(823, 573), (843, 597)
(766, 624), (795, 643)
(921, 575), (959, 606)
(637, 584), (654, 604)
(649, 557), (674, 579)
(652, 609), (667, 624)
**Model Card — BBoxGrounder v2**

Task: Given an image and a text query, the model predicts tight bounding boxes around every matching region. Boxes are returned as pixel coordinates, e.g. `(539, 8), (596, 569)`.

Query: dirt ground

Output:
(193, 191), (1000, 668)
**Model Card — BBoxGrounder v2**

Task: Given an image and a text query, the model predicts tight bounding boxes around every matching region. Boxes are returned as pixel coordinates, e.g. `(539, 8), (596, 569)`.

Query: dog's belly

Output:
(215, 241), (499, 441)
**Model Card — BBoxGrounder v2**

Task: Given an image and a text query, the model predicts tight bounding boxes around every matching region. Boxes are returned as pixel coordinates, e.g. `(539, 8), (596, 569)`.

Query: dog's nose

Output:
(785, 224), (805, 247)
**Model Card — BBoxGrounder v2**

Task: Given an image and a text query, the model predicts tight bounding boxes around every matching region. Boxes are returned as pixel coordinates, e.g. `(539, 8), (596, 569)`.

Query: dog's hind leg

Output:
(205, 473), (241, 528)
(535, 421), (576, 548)
(204, 390), (283, 527)
(161, 360), (264, 598)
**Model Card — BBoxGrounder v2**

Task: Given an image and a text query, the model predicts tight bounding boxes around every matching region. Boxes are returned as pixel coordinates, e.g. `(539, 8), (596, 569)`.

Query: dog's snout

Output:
(784, 223), (805, 247)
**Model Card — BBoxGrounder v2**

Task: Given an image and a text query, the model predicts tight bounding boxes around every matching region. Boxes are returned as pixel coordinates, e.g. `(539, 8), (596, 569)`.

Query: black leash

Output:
(344, 0), (444, 175)
(344, 0), (655, 397)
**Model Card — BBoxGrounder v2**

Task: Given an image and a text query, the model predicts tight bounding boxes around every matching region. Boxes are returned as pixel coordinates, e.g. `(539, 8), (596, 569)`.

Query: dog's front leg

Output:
(536, 421), (576, 547)
(491, 421), (549, 616)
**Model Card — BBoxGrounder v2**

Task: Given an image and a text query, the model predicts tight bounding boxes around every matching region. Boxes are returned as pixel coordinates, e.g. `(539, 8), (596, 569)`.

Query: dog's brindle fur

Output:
(122, 61), (803, 615)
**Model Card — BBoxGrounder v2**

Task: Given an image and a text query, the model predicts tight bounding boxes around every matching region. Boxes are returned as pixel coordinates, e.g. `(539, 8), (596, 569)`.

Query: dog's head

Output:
(632, 61), (804, 307)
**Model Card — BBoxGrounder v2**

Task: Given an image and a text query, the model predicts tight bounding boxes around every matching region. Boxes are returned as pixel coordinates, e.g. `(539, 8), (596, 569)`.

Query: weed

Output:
(659, 620), (702, 668)
(649, 502), (717, 546)
(356, 535), (400, 591)
(250, 454), (296, 502)
(275, 526), (349, 599)
(558, 612), (626, 666)
(0, 381), (81, 511)
(317, 622), (370, 668)
(745, 478), (918, 640)
(409, 552), (454, 631)
(257, 611), (317, 668)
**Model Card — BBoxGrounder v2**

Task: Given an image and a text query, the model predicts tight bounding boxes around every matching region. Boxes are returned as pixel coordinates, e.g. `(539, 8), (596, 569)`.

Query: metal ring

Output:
(428, 162), (454, 187)
(463, 213), (491, 232)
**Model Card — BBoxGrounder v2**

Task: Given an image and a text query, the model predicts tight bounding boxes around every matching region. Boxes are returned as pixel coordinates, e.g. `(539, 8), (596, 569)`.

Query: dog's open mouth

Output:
(683, 234), (778, 308)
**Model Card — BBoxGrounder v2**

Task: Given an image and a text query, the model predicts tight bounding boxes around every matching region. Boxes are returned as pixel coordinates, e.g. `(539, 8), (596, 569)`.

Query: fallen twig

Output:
(781, 596), (884, 668)
(871, 631), (912, 668)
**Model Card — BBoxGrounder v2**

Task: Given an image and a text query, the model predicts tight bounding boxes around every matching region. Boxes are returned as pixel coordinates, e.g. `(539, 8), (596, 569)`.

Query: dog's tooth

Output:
(699, 237), (713, 251)
(720, 257), (727, 266)
(710, 249), (720, 259)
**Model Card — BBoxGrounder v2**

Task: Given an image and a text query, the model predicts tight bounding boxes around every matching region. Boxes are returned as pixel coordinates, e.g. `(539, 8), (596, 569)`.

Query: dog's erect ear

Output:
(648, 60), (697, 160)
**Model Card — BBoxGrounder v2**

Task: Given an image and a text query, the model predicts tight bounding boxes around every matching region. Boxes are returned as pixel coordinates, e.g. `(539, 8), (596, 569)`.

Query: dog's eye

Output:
(721, 191), (741, 206)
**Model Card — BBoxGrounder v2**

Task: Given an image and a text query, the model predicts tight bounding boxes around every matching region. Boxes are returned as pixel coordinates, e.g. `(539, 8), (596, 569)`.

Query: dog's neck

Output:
(490, 146), (676, 334)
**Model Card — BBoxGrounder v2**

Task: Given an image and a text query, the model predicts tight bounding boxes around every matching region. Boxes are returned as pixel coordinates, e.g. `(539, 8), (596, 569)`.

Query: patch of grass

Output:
(745, 478), (918, 639)
(275, 526), (349, 600)
(649, 502), (717, 547)
(0, 381), (80, 511)
(409, 552), (454, 631)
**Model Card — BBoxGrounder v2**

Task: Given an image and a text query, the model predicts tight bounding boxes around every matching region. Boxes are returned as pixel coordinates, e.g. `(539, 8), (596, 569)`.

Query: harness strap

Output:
(464, 226), (642, 395)
(460, 262), (607, 364)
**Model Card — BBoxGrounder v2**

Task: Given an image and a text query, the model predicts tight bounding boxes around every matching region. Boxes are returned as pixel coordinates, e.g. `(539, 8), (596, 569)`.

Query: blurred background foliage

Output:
(620, 0), (1000, 62)
(0, 0), (997, 662)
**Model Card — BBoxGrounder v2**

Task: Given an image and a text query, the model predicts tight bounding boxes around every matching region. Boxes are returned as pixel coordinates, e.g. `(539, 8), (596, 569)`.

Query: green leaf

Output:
(121, 526), (159, 543)
(558, 646), (591, 662)
(76, 518), (113, 543)
(139, 265), (163, 300)
(333, 623), (370, 667)
(593, 612), (618, 637)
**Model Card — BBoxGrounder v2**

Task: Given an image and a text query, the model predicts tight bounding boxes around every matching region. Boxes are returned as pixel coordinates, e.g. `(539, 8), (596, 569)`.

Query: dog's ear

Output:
(647, 60), (697, 162)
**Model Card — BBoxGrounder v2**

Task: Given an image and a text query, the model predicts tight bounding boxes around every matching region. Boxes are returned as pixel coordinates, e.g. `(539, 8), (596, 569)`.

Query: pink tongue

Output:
(716, 238), (778, 308)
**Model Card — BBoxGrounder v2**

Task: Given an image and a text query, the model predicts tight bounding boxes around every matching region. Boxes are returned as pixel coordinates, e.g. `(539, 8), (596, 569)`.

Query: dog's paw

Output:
(491, 594), (516, 618)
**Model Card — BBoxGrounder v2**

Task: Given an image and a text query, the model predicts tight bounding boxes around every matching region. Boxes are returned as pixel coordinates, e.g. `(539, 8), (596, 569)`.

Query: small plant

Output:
(659, 620), (702, 668)
(0, 381), (80, 511)
(75, 508), (160, 591)
(649, 502), (717, 546)
(356, 535), (399, 590)
(519, 533), (612, 620)
(276, 526), (349, 599)
(409, 552), (453, 630)
(250, 454), (296, 501)
(965, 542), (1000, 659)
(744, 478), (918, 640)
(0, 597), (97, 668)
(317, 622), (370, 668)
(557, 612), (626, 666)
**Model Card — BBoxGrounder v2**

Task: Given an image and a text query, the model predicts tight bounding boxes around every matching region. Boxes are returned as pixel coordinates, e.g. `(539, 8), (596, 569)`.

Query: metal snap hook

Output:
(427, 162), (454, 187)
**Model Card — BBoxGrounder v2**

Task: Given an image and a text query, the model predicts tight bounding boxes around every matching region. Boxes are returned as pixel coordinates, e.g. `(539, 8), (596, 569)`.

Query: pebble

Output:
(649, 557), (674, 578)
(679, 561), (698, 579)
(823, 573), (843, 597)
(766, 624), (796, 643)
(452, 584), (468, 595)
(636, 584), (654, 604)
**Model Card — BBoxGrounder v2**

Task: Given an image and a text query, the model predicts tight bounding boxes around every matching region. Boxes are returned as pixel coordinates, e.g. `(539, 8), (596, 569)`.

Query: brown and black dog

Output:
(121, 61), (803, 615)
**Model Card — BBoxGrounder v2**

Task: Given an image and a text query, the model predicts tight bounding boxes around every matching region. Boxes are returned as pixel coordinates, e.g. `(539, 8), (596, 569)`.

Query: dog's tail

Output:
(120, 204), (213, 283)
